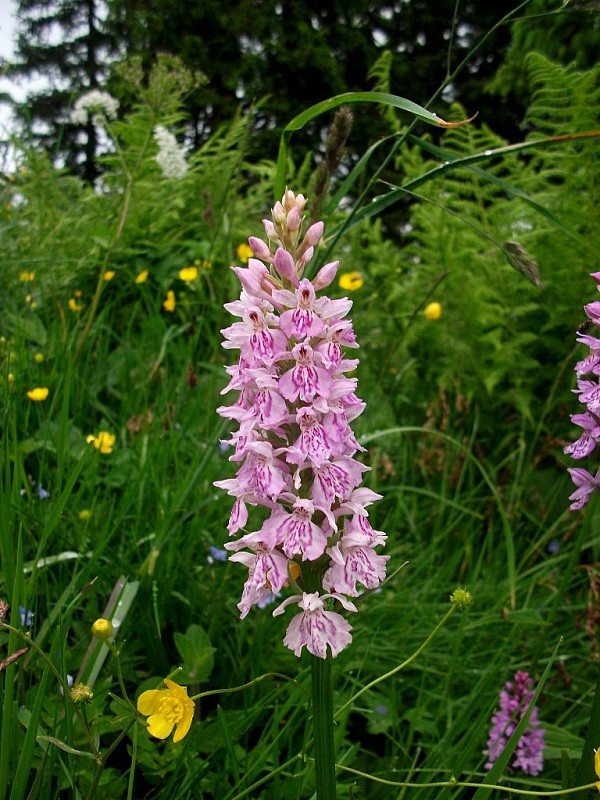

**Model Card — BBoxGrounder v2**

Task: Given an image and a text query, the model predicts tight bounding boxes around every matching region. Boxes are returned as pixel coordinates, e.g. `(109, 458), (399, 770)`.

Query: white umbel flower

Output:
(71, 90), (119, 126)
(153, 125), (188, 179)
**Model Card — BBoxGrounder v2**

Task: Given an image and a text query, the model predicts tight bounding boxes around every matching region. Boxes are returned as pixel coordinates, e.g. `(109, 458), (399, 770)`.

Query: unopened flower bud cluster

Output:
(215, 190), (388, 659)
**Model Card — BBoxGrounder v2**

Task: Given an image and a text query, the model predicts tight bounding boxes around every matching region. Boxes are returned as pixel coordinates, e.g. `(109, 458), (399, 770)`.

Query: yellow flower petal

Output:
(173, 712), (194, 742)
(135, 270), (148, 284)
(595, 747), (600, 780)
(146, 713), (175, 740)
(424, 301), (442, 320)
(178, 266), (198, 282)
(163, 290), (176, 312)
(137, 688), (162, 716)
(87, 431), (116, 454)
(27, 387), (49, 401)
(338, 271), (364, 291)
(138, 679), (195, 742)
(103, 270), (115, 281)
(236, 243), (253, 264)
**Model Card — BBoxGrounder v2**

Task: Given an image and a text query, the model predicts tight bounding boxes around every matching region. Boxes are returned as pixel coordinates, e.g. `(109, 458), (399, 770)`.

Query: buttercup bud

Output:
(69, 683), (94, 704)
(450, 587), (473, 610)
(91, 618), (113, 641)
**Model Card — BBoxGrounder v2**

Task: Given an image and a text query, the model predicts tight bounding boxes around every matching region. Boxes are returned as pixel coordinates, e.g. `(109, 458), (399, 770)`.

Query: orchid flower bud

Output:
(263, 219), (277, 240)
(272, 202), (286, 225)
(312, 260), (340, 291)
(305, 221), (324, 247)
(286, 206), (301, 232)
(274, 247), (298, 286)
(297, 246), (314, 272)
(248, 236), (272, 261)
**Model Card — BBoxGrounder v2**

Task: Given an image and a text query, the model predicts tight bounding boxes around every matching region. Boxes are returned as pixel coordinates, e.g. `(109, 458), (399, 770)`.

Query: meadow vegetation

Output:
(0, 44), (600, 800)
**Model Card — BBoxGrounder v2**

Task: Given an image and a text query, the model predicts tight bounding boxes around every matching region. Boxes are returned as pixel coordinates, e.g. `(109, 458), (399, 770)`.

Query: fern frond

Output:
(367, 51), (400, 133)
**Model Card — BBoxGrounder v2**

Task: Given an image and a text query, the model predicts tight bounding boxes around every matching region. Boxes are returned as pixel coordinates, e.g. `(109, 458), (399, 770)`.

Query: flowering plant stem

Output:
(311, 653), (336, 800)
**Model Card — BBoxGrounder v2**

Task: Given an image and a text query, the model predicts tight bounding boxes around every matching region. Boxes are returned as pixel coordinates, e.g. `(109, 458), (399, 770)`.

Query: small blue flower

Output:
(208, 545), (228, 564)
(19, 606), (34, 627)
(37, 484), (51, 500)
(257, 591), (282, 610)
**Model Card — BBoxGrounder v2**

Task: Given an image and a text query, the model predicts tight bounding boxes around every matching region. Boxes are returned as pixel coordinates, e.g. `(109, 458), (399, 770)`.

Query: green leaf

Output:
(173, 624), (215, 685)
(4, 312), (47, 346)
(504, 608), (548, 626)
(542, 722), (584, 760)
(275, 91), (472, 198)
(36, 736), (95, 759)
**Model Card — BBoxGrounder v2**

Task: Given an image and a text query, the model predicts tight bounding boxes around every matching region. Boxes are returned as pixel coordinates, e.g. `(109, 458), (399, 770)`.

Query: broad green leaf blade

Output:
(75, 576), (139, 687)
(173, 624), (215, 685)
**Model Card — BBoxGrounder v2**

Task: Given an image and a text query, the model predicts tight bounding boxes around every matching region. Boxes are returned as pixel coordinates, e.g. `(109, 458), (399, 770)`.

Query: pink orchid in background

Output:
(484, 670), (545, 776)
(215, 189), (388, 659)
(565, 272), (600, 511)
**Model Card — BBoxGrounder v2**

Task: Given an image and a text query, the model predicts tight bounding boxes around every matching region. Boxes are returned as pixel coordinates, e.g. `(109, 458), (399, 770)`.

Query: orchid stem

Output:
(311, 654), (337, 800)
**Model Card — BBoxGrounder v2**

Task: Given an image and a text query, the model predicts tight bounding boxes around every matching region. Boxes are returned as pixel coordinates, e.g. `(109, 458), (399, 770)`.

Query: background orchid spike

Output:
(564, 272), (600, 510)
(484, 670), (545, 776)
(215, 190), (388, 659)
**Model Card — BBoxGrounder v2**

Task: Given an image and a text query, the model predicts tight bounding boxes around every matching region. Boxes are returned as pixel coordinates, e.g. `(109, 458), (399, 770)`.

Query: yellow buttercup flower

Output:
(27, 387), (49, 402)
(424, 302), (442, 320)
(69, 298), (85, 312)
(103, 270), (115, 281)
(19, 271), (35, 282)
(86, 431), (116, 454)
(338, 271), (364, 291)
(137, 678), (195, 743)
(79, 509), (92, 522)
(33, 353), (44, 363)
(135, 270), (148, 284)
(236, 243), (253, 264)
(595, 748), (600, 792)
(91, 618), (113, 641)
(178, 266), (198, 282)
(163, 290), (176, 312)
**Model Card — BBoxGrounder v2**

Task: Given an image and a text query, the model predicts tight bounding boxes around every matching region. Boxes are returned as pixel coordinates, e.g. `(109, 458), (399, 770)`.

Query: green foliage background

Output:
(0, 34), (600, 800)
